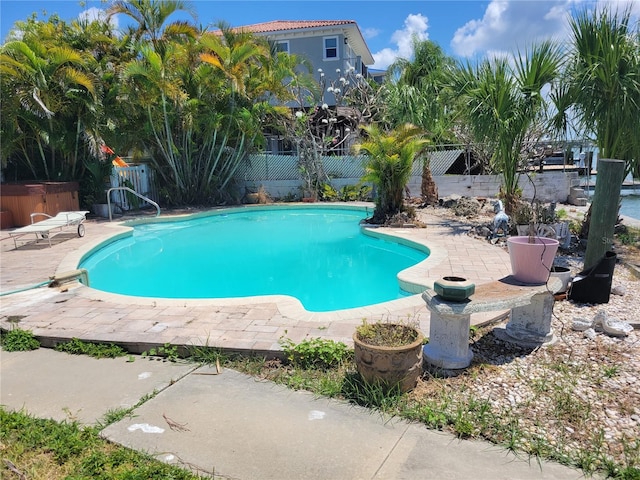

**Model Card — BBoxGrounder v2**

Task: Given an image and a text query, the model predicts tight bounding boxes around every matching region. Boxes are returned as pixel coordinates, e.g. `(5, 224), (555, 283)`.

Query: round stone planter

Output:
(353, 325), (424, 393)
(433, 276), (475, 301)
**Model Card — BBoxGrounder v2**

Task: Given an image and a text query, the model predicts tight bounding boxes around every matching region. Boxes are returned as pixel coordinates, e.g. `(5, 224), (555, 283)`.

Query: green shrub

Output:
(55, 338), (126, 358)
(141, 343), (180, 362)
(280, 337), (351, 369)
(0, 328), (40, 351)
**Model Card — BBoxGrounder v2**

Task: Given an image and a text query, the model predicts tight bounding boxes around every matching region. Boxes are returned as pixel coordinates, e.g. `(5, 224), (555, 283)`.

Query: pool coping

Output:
(57, 204), (445, 320)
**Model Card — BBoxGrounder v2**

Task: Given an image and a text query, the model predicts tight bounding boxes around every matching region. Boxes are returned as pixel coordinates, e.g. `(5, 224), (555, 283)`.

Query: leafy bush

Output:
(0, 328), (40, 351)
(280, 337), (351, 370)
(55, 338), (127, 358)
(142, 343), (180, 362)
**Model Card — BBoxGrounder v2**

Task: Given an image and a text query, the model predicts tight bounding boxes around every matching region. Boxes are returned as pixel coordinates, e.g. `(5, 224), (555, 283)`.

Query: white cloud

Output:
(362, 27), (380, 40)
(451, 1), (574, 58)
(603, 0), (640, 16)
(372, 13), (429, 70)
(79, 7), (118, 29)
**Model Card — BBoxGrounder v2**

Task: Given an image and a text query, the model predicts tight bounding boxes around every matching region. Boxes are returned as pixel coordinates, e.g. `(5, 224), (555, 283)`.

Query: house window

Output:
(324, 36), (338, 60)
(275, 41), (289, 54)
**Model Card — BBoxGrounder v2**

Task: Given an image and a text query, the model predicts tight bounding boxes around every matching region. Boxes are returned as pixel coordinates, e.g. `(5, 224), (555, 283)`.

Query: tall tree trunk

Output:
(421, 160), (438, 205)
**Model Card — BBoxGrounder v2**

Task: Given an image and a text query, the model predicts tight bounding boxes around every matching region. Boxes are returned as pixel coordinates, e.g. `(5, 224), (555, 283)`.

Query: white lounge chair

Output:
(9, 211), (89, 249)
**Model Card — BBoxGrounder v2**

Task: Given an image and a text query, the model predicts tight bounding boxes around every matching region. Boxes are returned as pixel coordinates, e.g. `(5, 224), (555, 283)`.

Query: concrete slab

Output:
(102, 367), (409, 480)
(102, 367), (585, 480)
(374, 424), (584, 480)
(0, 348), (196, 424)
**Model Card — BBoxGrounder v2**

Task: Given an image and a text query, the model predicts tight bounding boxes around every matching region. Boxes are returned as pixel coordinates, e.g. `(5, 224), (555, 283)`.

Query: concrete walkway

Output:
(1, 348), (586, 479)
(0, 206), (586, 478)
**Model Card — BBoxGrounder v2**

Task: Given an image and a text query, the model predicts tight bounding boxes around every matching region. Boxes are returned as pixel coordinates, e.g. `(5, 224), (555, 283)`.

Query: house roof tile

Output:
(218, 20), (374, 65)
(234, 20), (357, 33)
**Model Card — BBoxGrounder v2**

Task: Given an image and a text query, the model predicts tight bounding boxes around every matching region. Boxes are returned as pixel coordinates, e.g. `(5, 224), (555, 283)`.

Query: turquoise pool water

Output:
(79, 207), (429, 312)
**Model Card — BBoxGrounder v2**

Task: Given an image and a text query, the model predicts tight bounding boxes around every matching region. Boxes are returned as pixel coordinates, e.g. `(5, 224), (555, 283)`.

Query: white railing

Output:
(109, 163), (158, 210)
(107, 187), (160, 222)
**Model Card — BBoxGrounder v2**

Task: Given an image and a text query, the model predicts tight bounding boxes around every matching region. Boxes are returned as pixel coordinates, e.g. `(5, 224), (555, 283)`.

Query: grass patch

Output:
(279, 336), (351, 370)
(0, 408), (211, 479)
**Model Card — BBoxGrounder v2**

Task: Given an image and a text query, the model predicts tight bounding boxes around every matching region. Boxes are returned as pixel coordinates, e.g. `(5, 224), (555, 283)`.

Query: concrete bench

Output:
(422, 276), (562, 370)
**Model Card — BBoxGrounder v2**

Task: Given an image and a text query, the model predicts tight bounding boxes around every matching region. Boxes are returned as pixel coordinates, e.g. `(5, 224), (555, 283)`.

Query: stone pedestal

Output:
(422, 276), (561, 370)
(422, 311), (473, 369)
(505, 291), (556, 344)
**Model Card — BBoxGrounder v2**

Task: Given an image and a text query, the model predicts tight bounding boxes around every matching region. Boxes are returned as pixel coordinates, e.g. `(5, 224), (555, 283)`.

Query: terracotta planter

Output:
(507, 236), (559, 284)
(353, 325), (424, 393)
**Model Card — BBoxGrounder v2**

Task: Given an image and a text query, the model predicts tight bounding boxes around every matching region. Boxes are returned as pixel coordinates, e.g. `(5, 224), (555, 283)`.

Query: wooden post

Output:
(584, 159), (625, 269)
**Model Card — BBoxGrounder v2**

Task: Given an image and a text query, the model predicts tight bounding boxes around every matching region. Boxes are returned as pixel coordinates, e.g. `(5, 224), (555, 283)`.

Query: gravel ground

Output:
(411, 203), (640, 473)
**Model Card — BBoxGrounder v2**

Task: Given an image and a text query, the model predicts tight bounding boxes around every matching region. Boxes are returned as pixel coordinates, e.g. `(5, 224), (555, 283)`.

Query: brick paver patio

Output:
(0, 206), (513, 355)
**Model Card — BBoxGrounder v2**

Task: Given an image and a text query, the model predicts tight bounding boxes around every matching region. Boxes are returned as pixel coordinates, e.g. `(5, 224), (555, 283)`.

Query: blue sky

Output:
(1, 0), (638, 69)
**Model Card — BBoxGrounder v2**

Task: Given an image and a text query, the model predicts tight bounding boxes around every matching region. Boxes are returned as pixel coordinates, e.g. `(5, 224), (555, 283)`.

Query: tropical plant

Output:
(0, 26), (99, 180)
(354, 123), (429, 224)
(384, 39), (458, 205)
(107, 0), (198, 52)
(384, 39), (457, 143)
(450, 41), (562, 215)
(563, 6), (640, 167)
(560, 6), (640, 267)
(120, 22), (292, 205)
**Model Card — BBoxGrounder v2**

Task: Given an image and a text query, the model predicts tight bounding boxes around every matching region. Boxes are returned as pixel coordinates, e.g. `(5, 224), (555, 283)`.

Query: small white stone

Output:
(572, 317), (593, 331)
(611, 285), (626, 296)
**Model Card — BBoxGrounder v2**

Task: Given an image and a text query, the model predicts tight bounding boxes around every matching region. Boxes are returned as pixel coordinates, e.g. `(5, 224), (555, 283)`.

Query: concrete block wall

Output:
(406, 172), (577, 203)
(240, 171), (577, 204)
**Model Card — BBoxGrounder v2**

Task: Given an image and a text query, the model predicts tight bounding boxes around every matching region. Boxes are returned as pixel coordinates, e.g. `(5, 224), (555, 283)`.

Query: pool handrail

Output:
(106, 187), (160, 222)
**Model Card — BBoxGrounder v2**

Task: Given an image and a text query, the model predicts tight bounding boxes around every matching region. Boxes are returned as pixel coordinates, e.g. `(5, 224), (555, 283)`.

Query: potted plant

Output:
(512, 199), (569, 246)
(352, 319), (424, 393)
(507, 203), (560, 284)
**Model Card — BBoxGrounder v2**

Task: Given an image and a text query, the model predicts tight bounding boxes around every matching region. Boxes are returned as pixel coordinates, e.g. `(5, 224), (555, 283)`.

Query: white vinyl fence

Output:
(109, 163), (159, 210)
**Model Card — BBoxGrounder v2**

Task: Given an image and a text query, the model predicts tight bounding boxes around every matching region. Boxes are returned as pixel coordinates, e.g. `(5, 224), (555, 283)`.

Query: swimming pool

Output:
(79, 206), (430, 312)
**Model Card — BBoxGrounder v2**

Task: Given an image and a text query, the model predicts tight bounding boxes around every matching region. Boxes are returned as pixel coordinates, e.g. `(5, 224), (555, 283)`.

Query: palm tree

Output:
(0, 37), (98, 180)
(107, 0), (198, 53)
(451, 41), (562, 215)
(384, 39), (458, 205)
(199, 24), (270, 99)
(354, 123), (429, 224)
(564, 6), (640, 165)
(121, 25), (298, 205)
(561, 6), (640, 267)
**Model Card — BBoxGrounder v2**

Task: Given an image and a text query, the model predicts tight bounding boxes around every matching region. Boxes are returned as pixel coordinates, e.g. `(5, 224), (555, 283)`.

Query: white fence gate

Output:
(109, 163), (158, 210)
